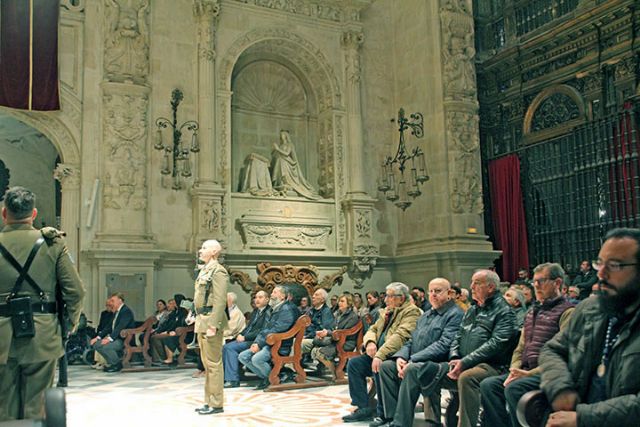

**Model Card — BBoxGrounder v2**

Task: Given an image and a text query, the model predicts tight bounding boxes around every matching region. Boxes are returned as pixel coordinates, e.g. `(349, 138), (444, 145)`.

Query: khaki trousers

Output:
(0, 357), (57, 421)
(198, 332), (224, 408)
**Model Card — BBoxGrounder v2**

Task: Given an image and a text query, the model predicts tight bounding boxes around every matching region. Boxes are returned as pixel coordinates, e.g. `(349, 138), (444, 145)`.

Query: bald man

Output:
(376, 278), (465, 427)
(193, 240), (229, 415)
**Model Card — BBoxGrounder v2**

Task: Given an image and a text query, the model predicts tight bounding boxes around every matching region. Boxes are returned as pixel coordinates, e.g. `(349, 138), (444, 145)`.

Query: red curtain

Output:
(0, 0), (60, 111)
(488, 154), (529, 283)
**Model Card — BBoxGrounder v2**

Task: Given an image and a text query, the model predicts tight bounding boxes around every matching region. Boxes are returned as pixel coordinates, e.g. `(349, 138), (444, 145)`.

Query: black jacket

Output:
(154, 308), (187, 334)
(450, 293), (516, 369)
(99, 304), (135, 341)
(242, 306), (272, 342)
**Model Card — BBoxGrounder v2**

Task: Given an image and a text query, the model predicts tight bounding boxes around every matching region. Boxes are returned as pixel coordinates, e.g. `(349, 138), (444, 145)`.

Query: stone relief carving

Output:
(447, 112), (483, 214)
(440, 0), (476, 100)
(581, 72), (602, 93)
(228, 0), (349, 23)
(355, 210), (371, 239)
(614, 56), (635, 81)
(61, 0), (85, 12)
(350, 244), (378, 288)
(193, 0), (221, 61)
(240, 224), (332, 250)
(531, 93), (580, 132)
(104, 0), (149, 84)
(102, 93), (148, 210)
(53, 163), (80, 189)
(201, 200), (220, 232)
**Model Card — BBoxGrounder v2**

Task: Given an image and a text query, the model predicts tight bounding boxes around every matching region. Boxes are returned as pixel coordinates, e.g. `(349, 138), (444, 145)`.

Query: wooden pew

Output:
(332, 320), (364, 384)
(120, 316), (156, 369)
(264, 315), (311, 391)
(175, 324), (197, 367)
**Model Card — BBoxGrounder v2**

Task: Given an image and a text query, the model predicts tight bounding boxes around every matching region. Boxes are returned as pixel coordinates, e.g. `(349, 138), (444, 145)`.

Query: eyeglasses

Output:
(532, 278), (552, 285)
(384, 293), (402, 299)
(592, 259), (638, 272)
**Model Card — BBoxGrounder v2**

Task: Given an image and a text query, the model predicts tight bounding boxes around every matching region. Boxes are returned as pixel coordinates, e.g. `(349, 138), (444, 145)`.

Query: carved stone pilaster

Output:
(447, 111), (483, 214)
(342, 197), (379, 287)
(53, 162), (81, 257)
(189, 185), (226, 252)
(193, 0), (220, 61)
(440, 0), (477, 102)
(103, 0), (149, 84)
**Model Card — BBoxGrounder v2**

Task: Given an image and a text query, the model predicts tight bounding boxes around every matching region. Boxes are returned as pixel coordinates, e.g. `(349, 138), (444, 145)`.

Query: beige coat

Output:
(193, 259), (229, 334)
(363, 299), (421, 360)
(0, 224), (86, 364)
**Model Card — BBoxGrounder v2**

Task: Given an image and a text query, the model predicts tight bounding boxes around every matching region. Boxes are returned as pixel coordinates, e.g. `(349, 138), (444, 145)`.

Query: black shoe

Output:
(255, 378), (270, 390)
(342, 407), (373, 423)
(198, 407), (224, 415)
(103, 363), (122, 373)
(224, 381), (240, 388)
(194, 405), (209, 413)
(369, 417), (392, 427)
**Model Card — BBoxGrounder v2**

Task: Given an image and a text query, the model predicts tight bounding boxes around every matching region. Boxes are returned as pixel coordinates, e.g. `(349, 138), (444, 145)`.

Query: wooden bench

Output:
(176, 324), (198, 367)
(120, 316), (156, 369)
(332, 320), (364, 384)
(264, 315), (311, 391)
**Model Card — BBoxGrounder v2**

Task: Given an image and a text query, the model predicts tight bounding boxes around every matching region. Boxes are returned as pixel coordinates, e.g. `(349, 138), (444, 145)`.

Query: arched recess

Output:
(218, 28), (343, 200)
(523, 84), (588, 144)
(0, 106), (82, 258)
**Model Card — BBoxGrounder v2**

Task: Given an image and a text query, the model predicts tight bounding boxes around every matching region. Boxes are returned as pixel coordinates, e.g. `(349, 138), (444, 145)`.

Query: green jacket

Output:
(362, 300), (421, 360)
(540, 297), (640, 426)
(0, 224), (86, 364)
(193, 259), (228, 334)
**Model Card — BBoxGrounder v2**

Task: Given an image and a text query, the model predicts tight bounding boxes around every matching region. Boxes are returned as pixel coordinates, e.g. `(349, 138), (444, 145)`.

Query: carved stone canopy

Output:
(228, 262), (347, 301)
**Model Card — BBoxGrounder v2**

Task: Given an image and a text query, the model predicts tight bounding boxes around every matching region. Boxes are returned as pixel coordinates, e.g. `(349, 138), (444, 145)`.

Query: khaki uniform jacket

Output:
(362, 300), (421, 360)
(194, 259), (229, 334)
(0, 224), (85, 364)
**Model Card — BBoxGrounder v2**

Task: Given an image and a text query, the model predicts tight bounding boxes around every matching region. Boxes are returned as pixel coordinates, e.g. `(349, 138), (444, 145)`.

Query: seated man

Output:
(301, 288), (335, 362)
(414, 270), (516, 427)
(480, 263), (574, 427)
(222, 290), (271, 388)
(238, 286), (298, 390)
(378, 278), (464, 427)
(223, 292), (246, 342)
(91, 298), (114, 369)
(90, 292), (135, 372)
(342, 282), (421, 423)
(540, 228), (640, 427)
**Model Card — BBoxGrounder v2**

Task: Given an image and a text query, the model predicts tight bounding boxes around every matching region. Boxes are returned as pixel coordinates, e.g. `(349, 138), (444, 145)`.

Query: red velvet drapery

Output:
(0, 0), (60, 111)
(488, 154), (530, 283)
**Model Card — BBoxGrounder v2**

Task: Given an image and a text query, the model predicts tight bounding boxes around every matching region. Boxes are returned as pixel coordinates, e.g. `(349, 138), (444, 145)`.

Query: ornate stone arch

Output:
(0, 106), (81, 257)
(523, 84), (587, 144)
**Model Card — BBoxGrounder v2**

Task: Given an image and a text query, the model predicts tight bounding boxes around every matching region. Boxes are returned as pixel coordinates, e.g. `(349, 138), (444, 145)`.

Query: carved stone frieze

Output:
(103, 0), (149, 84)
(102, 90), (148, 210)
(447, 111), (483, 214)
(227, 0), (372, 23)
(53, 163), (81, 190)
(237, 211), (333, 250)
(614, 56), (635, 81)
(61, 0), (85, 12)
(581, 71), (602, 93)
(201, 200), (220, 232)
(193, 0), (221, 61)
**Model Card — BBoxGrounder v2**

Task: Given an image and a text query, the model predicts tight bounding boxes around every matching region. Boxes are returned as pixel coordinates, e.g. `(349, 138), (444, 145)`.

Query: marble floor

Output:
(59, 365), (428, 427)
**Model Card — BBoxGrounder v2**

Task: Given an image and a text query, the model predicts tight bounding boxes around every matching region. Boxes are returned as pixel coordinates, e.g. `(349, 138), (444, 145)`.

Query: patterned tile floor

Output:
(60, 365), (416, 427)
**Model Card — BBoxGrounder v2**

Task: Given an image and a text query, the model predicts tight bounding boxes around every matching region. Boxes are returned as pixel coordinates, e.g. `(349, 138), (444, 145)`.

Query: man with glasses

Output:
(342, 282), (421, 423)
(409, 269), (516, 427)
(540, 228), (640, 427)
(480, 263), (575, 427)
(376, 278), (464, 427)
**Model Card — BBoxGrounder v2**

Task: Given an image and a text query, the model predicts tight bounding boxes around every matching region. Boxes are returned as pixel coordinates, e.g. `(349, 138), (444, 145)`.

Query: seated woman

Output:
(149, 295), (188, 364)
(360, 290), (383, 332)
(309, 294), (360, 374)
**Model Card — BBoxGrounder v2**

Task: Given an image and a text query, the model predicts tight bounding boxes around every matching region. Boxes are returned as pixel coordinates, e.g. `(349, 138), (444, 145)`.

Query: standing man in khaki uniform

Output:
(0, 187), (85, 421)
(193, 239), (228, 415)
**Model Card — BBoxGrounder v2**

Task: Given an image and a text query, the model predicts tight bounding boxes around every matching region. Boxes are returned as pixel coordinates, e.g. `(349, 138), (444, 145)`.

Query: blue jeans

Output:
(223, 340), (250, 382)
(238, 346), (272, 379)
(346, 354), (384, 416)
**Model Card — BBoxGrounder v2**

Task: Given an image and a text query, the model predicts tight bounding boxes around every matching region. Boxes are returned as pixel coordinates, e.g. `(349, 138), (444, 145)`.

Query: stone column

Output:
(53, 163), (81, 260)
(189, 0), (225, 251)
(341, 30), (367, 196)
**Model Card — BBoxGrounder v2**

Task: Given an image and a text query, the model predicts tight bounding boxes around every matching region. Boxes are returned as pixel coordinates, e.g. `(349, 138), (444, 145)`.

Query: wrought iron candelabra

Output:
(154, 89), (199, 190)
(377, 108), (429, 210)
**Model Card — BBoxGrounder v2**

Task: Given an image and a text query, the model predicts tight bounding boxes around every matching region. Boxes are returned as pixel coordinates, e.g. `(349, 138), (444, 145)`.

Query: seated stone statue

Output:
(239, 153), (273, 196)
(271, 130), (320, 200)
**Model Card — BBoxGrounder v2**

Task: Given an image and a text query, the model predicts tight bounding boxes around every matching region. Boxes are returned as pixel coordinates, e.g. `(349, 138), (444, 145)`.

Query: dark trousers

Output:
(222, 340), (250, 382)
(480, 373), (541, 427)
(379, 360), (440, 427)
(346, 354), (384, 416)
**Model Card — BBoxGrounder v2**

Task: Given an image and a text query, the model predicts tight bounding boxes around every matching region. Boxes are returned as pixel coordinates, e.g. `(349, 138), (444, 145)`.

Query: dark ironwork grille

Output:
(522, 102), (640, 269)
(514, 0), (578, 36)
